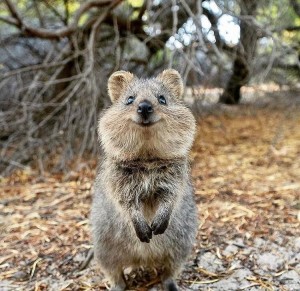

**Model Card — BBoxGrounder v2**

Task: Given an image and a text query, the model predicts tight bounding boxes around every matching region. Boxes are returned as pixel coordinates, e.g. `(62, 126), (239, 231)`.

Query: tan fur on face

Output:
(99, 104), (195, 161)
(99, 70), (195, 161)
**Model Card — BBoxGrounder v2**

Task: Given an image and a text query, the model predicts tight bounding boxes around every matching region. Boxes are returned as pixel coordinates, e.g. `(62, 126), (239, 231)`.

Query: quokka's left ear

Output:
(156, 69), (183, 98)
(108, 71), (135, 103)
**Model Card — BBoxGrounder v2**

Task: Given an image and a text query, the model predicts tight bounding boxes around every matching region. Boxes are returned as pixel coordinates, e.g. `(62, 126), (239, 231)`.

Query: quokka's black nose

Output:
(137, 101), (153, 119)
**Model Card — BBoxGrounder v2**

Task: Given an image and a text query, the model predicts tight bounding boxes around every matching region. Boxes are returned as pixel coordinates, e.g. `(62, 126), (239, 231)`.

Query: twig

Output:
(78, 249), (94, 271)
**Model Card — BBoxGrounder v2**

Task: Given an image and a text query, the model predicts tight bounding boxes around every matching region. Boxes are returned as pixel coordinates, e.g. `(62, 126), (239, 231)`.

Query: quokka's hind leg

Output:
(102, 267), (126, 291)
(162, 277), (178, 291)
(160, 266), (180, 291)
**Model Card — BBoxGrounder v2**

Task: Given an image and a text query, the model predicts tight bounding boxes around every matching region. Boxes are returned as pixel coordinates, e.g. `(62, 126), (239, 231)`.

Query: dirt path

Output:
(1, 104), (299, 290)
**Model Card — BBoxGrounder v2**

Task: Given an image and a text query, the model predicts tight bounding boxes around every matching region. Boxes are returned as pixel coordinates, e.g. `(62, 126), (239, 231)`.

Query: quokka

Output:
(91, 69), (198, 291)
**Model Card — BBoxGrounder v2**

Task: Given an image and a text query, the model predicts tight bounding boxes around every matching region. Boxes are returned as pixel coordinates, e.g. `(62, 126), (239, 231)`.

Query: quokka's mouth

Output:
(138, 120), (156, 127)
(132, 117), (160, 127)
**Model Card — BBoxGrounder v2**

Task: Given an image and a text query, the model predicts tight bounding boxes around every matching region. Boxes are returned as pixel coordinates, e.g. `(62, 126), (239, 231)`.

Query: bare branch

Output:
(290, 0), (300, 16)
(137, 0), (147, 20)
(2, 0), (123, 39)
(274, 25), (300, 32)
(3, 0), (23, 27)
(0, 15), (18, 26)
(64, 0), (70, 25)
(33, 0), (45, 27)
(43, 0), (66, 25)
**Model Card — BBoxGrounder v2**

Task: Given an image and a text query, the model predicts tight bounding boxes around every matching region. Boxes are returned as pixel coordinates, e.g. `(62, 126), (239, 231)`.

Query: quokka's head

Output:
(99, 69), (196, 160)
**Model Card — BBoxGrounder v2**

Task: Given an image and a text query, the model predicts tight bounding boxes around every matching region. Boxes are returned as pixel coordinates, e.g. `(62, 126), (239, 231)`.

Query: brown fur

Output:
(91, 69), (198, 291)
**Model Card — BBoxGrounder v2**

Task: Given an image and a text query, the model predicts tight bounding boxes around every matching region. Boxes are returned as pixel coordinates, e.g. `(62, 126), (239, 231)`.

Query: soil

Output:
(1, 89), (299, 291)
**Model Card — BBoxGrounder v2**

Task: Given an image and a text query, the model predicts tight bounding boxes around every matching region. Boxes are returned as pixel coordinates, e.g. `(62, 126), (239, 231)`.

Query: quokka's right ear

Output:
(156, 69), (184, 98)
(108, 71), (134, 103)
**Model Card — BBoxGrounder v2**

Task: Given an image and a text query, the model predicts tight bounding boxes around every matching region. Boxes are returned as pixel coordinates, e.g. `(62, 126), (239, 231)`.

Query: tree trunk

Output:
(219, 0), (258, 104)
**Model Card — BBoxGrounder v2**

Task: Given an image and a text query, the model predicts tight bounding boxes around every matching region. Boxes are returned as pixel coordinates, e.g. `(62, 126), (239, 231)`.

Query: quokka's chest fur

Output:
(101, 158), (189, 206)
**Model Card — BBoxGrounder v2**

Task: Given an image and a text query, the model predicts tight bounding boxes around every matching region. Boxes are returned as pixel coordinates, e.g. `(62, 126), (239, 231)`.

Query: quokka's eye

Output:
(126, 96), (135, 105)
(158, 95), (167, 105)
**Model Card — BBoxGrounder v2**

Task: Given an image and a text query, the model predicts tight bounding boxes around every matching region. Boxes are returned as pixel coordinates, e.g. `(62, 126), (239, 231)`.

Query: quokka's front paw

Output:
(151, 214), (170, 235)
(133, 219), (152, 243)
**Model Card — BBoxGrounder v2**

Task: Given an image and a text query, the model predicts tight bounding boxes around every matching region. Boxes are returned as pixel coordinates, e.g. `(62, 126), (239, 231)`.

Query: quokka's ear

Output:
(156, 69), (183, 98)
(108, 71), (134, 103)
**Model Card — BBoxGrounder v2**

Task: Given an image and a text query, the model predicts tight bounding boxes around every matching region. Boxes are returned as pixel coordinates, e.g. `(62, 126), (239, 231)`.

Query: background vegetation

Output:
(0, 0), (299, 175)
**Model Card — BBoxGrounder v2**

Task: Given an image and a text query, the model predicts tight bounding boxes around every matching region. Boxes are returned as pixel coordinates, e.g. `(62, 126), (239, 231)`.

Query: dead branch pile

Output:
(0, 0), (203, 175)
